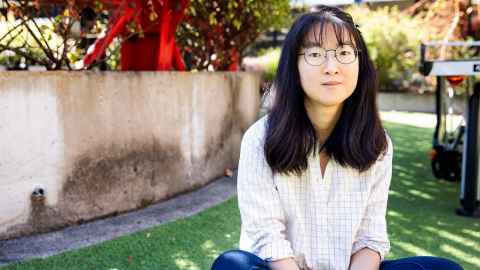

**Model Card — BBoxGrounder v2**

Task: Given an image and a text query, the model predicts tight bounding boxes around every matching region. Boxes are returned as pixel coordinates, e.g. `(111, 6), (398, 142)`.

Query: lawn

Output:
(2, 114), (480, 270)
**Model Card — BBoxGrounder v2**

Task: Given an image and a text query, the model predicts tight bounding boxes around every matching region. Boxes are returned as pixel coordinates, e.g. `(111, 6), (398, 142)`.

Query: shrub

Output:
(176, 0), (291, 71)
(258, 47), (281, 81)
(346, 5), (430, 92)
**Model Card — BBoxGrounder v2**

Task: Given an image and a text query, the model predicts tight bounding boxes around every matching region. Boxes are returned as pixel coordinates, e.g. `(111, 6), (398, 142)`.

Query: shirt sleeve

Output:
(351, 133), (393, 261)
(237, 123), (295, 262)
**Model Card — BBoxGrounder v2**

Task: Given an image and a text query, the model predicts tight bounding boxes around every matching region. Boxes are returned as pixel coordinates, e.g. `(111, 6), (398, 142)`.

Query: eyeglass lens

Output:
(303, 45), (357, 65)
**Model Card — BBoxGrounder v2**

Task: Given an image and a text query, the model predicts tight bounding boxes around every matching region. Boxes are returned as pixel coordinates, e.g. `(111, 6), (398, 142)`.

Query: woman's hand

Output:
(268, 258), (301, 270)
(348, 247), (381, 270)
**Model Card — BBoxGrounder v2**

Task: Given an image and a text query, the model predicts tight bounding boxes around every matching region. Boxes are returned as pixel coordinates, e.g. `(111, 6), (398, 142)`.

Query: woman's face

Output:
(298, 24), (359, 110)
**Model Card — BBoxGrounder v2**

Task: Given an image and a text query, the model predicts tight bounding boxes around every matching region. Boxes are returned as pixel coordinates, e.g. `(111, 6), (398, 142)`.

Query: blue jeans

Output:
(210, 250), (464, 270)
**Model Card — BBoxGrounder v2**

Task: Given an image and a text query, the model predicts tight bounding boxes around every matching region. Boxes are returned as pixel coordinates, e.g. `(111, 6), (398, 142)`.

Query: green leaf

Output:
(233, 19), (241, 30)
(209, 12), (217, 25)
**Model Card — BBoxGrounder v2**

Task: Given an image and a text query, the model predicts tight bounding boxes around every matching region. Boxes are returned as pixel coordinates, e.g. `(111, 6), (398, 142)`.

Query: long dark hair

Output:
(265, 5), (387, 176)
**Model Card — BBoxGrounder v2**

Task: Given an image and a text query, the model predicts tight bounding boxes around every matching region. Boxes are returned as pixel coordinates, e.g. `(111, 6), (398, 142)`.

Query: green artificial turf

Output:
(2, 119), (479, 270)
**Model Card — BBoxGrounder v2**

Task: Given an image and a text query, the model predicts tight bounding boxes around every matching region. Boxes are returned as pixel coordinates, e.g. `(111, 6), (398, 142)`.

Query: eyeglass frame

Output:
(298, 45), (361, 66)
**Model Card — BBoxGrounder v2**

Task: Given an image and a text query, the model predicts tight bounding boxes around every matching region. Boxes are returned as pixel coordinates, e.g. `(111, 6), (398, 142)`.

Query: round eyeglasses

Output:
(298, 45), (360, 66)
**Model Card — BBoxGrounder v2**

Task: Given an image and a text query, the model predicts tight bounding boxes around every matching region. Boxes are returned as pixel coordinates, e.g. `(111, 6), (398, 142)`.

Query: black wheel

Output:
(431, 154), (443, 179)
(443, 150), (462, 182)
(431, 147), (462, 182)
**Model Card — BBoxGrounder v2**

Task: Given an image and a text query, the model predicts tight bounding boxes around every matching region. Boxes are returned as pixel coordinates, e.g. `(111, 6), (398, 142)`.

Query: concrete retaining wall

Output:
(0, 71), (261, 240)
(260, 91), (465, 116)
(378, 92), (466, 113)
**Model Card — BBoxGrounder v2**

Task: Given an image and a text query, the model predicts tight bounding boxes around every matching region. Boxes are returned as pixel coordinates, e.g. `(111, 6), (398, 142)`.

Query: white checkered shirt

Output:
(238, 116), (392, 270)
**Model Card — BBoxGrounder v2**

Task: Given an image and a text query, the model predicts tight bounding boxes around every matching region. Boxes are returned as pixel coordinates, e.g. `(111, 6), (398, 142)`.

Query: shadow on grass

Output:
(383, 122), (480, 270)
(2, 121), (479, 270)
(2, 198), (242, 270)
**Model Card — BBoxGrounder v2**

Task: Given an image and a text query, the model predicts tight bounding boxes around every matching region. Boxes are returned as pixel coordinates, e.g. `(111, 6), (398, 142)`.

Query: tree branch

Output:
(0, 44), (49, 67)
(30, 17), (57, 61)
(0, 23), (25, 45)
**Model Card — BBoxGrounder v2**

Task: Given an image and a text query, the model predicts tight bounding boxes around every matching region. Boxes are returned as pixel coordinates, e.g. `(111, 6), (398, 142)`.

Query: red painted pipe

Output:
(81, 0), (188, 71)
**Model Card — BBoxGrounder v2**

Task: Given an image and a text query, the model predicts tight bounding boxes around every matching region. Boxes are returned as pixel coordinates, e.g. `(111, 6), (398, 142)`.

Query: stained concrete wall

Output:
(0, 71), (261, 240)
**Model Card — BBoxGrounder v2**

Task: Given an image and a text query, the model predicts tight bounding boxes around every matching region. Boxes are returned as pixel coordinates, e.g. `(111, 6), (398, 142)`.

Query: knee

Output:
(211, 249), (268, 270)
(386, 256), (464, 270)
(428, 257), (464, 270)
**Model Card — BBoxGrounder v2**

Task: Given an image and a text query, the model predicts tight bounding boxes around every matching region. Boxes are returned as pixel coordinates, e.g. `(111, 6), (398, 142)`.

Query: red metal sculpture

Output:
(38, 0), (188, 71)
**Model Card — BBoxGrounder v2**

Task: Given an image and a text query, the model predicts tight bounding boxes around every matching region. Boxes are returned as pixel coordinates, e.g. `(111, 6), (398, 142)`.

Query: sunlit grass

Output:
(382, 118), (480, 270)
(2, 113), (479, 270)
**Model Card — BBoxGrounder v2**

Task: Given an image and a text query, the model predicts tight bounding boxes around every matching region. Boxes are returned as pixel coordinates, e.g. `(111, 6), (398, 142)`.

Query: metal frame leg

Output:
(457, 81), (480, 217)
